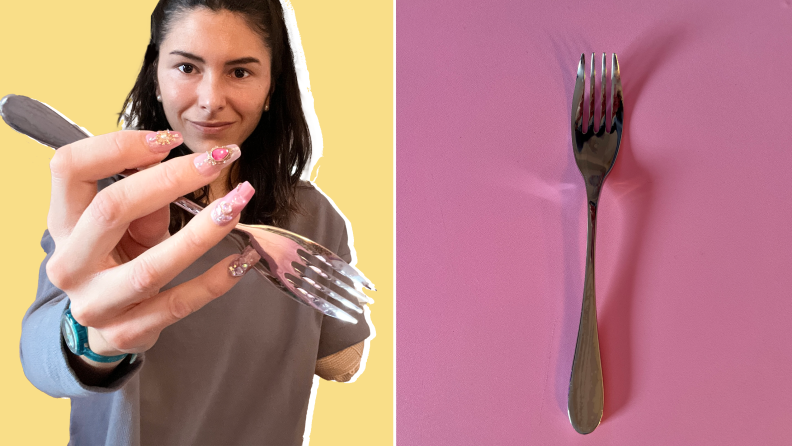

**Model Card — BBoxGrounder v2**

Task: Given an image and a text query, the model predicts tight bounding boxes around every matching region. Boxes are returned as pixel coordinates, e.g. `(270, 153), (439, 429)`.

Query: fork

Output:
(0, 94), (375, 324)
(567, 53), (623, 434)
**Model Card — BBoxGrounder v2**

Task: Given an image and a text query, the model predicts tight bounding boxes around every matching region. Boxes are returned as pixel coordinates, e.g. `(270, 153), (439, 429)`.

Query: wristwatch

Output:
(61, 303), (131, 363)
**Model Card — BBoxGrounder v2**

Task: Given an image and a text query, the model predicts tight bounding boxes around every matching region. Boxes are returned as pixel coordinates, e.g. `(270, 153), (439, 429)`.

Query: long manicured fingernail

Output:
(228, 246), (261, 277)
(194, 144), (241, 175)
(211, 181), (255, 225)
(145, 130), (183, 152)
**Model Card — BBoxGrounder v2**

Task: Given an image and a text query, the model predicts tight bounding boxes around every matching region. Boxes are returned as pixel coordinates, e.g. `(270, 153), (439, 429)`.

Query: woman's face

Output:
(156, 8), (272, 153)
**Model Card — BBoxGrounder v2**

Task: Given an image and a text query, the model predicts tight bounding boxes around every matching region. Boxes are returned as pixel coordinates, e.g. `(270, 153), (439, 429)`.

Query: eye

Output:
(178, 64), (195, 74)
(233, 68), (250, 79)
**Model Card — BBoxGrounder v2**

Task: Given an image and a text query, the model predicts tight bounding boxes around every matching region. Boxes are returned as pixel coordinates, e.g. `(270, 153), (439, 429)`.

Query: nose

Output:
(196, 72), (226, 114)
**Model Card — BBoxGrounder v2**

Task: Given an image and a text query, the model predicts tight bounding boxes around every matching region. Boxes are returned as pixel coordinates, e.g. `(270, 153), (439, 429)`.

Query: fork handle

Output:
(568, 200), (604, 434)
(172, 197), (206, 216)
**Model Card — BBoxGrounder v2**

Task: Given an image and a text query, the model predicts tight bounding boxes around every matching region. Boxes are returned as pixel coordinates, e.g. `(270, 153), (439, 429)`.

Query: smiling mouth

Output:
(189, 120), (234, 134)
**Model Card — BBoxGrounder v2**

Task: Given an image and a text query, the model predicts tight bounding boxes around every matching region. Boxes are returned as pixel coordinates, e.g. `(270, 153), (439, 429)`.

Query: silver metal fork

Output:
(172, 197), (375, 324)
(567, 53), (623, 434)
(0, 94), (375, 324)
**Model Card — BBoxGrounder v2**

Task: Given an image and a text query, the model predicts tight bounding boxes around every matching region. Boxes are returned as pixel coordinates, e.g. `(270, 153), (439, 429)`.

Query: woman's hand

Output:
(46, 130), (256, 368)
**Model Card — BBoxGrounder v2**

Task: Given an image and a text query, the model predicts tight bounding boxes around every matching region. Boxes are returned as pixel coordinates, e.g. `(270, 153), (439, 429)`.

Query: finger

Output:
(47, 130), (182, 241)
(95, 249), (261, 353)
(55, 144), (240, 279)
(118, 205), (172, 261)
(73, 182), (255, 322)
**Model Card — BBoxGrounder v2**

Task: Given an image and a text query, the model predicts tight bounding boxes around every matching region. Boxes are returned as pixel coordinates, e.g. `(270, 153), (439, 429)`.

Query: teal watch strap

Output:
(61, 304), (129, 363)
(81, 346), (129, 363)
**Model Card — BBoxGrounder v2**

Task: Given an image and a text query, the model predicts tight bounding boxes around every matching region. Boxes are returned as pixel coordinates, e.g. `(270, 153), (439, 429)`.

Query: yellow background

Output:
(0, 1), (392, 444)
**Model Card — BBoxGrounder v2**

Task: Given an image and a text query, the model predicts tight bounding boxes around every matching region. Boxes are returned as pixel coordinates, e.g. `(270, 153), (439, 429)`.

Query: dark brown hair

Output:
(119, 0), (310, 229)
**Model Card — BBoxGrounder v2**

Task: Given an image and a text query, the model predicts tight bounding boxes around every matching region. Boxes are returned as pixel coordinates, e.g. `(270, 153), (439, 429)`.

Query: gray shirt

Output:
(20, 181), (371, 445)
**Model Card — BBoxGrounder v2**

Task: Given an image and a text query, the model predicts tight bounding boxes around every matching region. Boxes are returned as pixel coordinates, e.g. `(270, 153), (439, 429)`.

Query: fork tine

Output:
(296, 252), (374, 304)
(588, 52), (595, 132)
(291, 263), (364, 313)
(599, 52), (606, 132)
(330, 257), (377, 291)
(297, 248), (377, 292)
(284, 273), (359, 324)
(572, 53), (585, 131)
(611, 53), (623, 125)
(299, 262), (372, 307)
(252, 224), (377, 291)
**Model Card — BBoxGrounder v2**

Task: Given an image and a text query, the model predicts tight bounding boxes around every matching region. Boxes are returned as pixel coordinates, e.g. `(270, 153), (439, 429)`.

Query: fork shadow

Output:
(549, 22), (692, 421)
(599, 23), (692, 421)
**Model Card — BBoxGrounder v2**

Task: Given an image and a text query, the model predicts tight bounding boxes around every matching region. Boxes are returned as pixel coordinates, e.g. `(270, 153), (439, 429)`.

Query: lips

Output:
(189, 120), (234, 134)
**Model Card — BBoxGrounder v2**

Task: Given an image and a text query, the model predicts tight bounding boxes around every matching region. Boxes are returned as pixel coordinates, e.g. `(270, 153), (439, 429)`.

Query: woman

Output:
(19, 0), (372, 444)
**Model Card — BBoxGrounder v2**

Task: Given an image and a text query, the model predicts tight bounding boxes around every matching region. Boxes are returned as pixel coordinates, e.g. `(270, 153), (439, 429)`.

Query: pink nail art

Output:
(211, 181), (255, 225)
(194, 144), (241, 175)
(145, 130), (182, 152)
(228, 246), (261, 277)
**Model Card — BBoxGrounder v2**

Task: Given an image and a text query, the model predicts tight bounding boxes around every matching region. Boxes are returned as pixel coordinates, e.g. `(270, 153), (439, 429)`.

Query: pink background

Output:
(397, 0), (792, 444)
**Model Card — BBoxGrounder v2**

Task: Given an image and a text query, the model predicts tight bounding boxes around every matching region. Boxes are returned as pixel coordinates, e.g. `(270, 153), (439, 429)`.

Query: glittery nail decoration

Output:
(147, 131), (179, 145)
(210, 146), (230, 162)
(228, 246), (261, 277)
(210, 181), (255, 225)
(194, 144), (241, 174)
(145, 130), (182, 152)
(211, 200), (235, 224)
(156, 131), (176, 144)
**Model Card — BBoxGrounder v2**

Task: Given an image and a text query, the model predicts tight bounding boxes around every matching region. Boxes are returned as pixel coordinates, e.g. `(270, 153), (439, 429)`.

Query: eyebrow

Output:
(169, 51), (261, 66)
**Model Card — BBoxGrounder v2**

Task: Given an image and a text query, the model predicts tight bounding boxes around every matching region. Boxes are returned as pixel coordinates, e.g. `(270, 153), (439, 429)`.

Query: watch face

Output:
(61, 317), (77, 352)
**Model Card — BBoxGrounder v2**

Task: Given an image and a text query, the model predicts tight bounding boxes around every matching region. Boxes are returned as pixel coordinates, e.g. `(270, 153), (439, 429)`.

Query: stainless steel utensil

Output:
(0, 94), (374, 324)
(567, 53), (623, 434)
